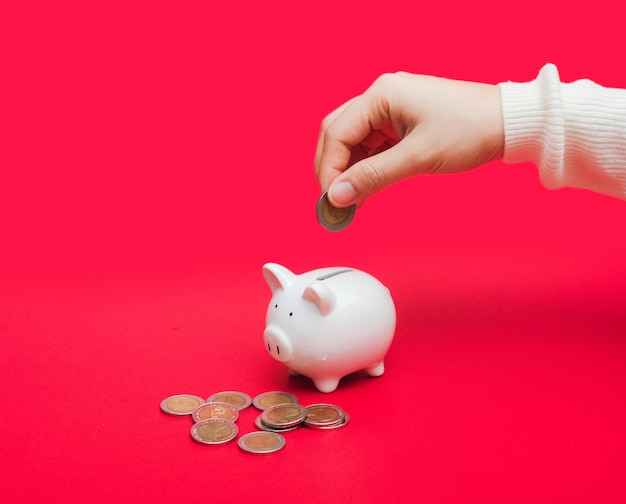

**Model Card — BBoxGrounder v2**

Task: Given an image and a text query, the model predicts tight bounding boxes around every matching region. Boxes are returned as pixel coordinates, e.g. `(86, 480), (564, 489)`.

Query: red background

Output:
(2, 1), (625, 502)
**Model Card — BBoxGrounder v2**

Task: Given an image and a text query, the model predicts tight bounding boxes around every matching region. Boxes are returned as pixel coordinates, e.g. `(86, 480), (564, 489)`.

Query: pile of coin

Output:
(302, 403), (350, 430)
(160, 390), (349, 454)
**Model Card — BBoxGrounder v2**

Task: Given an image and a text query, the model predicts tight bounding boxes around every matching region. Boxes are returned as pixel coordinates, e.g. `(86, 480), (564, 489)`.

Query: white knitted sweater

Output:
(498, 64), (626, 200)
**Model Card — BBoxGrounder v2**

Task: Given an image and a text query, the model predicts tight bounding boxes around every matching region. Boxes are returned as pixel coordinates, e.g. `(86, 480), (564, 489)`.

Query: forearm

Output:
(498, 63), (626, 200)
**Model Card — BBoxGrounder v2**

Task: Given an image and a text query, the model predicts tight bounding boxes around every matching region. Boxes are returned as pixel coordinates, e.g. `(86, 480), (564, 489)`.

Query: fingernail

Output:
(328, 181), (357, 207)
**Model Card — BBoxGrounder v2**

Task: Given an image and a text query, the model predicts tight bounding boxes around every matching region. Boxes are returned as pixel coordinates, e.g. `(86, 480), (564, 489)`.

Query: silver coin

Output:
(252, 391), (299, 410)
(304, 403), (345, 428)
(316, 190), (356, 232)
(254, 414), (301, 433)
(206, 391), (252, 411)
(261, 402), (307, 428)
(191, 402), (239, 423)
(160, 394), (206, 416)
(190, 419), (238, 445)
(238, 431), (286, 454)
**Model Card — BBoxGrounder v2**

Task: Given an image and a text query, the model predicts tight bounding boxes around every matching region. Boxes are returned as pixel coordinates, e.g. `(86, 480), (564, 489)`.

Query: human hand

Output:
(314, 72), (504, 207)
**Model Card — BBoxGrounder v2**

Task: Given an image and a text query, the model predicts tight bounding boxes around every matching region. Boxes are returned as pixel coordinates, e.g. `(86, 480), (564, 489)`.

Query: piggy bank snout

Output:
(263, 325), (293, 363)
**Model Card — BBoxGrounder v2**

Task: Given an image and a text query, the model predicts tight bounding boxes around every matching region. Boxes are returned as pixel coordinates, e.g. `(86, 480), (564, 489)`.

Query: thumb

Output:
(327, 137), (424, 207)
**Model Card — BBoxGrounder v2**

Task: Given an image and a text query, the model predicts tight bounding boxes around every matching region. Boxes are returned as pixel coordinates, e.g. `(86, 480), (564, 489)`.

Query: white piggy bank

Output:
(262, 263), (396, 393)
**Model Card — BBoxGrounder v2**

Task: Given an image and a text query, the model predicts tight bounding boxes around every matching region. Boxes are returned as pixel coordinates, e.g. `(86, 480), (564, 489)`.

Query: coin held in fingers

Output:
(316, 190), (356, 232)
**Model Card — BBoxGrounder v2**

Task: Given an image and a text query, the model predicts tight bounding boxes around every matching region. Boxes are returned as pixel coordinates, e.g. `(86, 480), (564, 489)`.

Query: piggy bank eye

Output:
(274, 304), (278, 308)
(289, 312), (293, 317)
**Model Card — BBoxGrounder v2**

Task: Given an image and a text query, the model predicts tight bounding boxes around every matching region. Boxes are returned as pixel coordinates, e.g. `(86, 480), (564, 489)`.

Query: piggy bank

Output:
(262, 263), (396, 393)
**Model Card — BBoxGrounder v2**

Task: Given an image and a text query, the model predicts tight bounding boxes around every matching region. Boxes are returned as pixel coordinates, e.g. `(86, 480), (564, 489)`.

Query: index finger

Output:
(315, 91), (391, 192)
(314, 98), (354, 190)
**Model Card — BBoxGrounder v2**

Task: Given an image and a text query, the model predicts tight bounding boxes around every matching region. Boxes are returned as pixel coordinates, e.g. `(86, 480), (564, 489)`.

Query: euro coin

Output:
(254, 414), (301, 433)
(207, 391), (252, 411)
(190, 419), (238, 445)
(304, 403), (345, 428)
(252, 391), (299, 410)
(261, 403), (307, 428)
(160, 394), (206, 416)
(238, 431), (286, 454)
(316, 190), (356, 232)
(309, 412), (350, 430)
(192, 402), (239, 423)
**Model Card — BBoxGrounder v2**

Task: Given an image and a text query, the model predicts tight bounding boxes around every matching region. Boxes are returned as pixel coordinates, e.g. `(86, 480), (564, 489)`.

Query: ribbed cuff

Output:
(499, 64), (626, 199)
(498, 63), (565, 189)
(559, 78), (626, 199)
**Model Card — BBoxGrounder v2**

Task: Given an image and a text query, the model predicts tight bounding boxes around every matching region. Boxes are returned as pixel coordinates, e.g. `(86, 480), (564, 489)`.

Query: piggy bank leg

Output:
(313, 377), (340, 393)
(365, 361), (385, 377)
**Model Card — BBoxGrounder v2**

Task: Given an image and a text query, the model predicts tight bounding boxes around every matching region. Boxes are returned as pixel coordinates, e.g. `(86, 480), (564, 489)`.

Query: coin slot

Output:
(316, 269), (353, 281)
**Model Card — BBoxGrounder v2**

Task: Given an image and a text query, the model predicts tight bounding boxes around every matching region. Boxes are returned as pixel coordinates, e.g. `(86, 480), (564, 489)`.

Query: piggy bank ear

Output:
(303, 282), (335, 316)
(263, 263), (296, 293)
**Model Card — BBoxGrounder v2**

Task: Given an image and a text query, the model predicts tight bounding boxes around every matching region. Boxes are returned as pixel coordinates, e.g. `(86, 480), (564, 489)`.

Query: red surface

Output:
(2, 1), (626, 502)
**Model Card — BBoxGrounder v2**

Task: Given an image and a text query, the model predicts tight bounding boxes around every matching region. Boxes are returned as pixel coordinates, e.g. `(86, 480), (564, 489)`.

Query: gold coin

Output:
(192, 402), (239, 423)
(252, 391), (299, 410)
(308, 412), (350, 430)
(160, 394), (205, 416)
(238, 431), (286, 454)
(254, 414), (301, 433)
(207, 391), (252, 411)
(316, 190), (356, 232)
(304, 403), (345, 428)
(261, 403), (307, 428)
(190, 419), (238, 445)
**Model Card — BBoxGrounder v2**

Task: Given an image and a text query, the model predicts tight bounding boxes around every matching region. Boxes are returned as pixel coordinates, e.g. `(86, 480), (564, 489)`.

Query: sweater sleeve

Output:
(498, 63), (626, 200)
